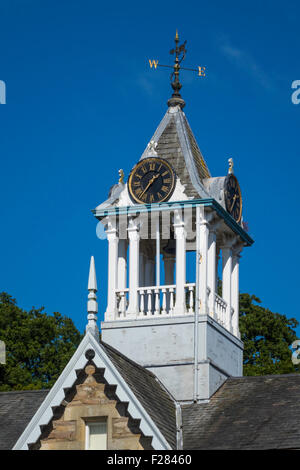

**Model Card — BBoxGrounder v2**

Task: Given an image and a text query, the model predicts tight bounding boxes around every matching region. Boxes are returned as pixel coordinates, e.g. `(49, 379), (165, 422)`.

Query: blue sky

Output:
(1, 0), (300, 335)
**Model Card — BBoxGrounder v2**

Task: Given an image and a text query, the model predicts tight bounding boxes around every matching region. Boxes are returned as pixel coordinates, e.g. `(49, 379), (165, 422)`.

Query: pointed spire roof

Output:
(140, 105), (211, 199)
(94, 105), (212, 213)
(88, 255), (97, 291)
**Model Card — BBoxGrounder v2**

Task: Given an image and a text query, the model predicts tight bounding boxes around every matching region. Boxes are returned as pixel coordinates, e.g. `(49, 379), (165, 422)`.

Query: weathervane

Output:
(149, 30), (206, 109)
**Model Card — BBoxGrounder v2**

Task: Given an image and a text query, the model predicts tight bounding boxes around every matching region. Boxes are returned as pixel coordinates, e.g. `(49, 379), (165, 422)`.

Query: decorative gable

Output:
(31, 363), (152, 450)
(13, 332), (175, 450)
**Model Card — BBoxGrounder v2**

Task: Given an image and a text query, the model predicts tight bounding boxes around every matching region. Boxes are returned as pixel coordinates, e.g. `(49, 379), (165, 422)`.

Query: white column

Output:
(127, 220), (140, 317)
(199, 209), (209, 314)
(216, 247), (221, 293)
(231, 247), (242, 337)
(207, 229), (217, 318)
(105, 218), (119, 322)
(222, 239), (234, 331)
(174, 211), (186, 315)
(118, 239), (127, 290)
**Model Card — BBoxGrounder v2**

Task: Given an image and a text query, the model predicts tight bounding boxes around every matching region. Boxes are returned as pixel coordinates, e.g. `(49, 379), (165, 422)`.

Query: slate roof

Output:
(0, 389), (49, 450)
(182, 374), (300, 450)
(140, 106), (211, 199)
(3, 349), (300, 450)
(101, 341), (177, 449)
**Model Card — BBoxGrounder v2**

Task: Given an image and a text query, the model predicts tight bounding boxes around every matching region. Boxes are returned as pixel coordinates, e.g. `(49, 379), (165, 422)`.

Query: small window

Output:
(86, 421), (107, 450)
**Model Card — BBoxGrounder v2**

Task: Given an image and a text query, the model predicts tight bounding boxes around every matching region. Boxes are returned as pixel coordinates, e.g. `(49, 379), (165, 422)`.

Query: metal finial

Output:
(228, 158), (234, 174)
(86, 256), (99, 340)
(118, 169), (124, 184)
(167, 31), (187, 109)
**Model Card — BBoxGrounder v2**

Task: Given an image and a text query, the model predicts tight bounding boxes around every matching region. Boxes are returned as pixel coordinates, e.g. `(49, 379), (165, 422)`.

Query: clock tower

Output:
(93, 34), (253, 402)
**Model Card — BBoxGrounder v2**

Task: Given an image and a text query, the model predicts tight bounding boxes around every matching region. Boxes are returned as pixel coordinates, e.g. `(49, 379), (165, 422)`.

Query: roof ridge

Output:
(227, 373), (300, 381)
(0, 389), (50, 395)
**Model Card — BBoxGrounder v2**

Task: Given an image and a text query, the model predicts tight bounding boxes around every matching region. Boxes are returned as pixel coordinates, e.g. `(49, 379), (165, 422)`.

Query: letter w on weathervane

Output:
(0, 80), (6, 104)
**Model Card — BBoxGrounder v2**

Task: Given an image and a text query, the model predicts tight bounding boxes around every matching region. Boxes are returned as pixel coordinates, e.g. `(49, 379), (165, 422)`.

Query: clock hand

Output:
(140, 174), (159, 198)
(229, 194), (237, 212)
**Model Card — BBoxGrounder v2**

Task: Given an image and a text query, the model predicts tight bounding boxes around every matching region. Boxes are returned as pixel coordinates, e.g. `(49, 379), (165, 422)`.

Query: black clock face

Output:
(224, 174), (242, 222)
(128, 157), (176, 204)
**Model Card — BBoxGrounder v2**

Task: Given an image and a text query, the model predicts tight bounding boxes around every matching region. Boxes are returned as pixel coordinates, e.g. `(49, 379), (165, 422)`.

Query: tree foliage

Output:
(0, 290), (298, 391)
(239, 293), (299, 376)
(0, 292), (82, 391)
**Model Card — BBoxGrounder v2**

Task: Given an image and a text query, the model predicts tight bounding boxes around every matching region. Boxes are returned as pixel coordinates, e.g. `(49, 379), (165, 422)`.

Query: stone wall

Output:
(31, 364), (151, 450)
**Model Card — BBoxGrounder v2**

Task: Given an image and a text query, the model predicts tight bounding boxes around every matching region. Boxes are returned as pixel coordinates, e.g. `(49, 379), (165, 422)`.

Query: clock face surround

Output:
(224, 174), (242, 223)
(128, 157), (176, 204)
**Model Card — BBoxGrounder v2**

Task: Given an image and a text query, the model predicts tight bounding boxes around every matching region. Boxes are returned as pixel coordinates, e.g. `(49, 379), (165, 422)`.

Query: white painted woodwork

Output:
(127, 220), (140, 316)
(222, 242), (233, 331)
(105, 219), (119, 321)
(174, 211), (186, 315)
(231, 249), (241, 337)
(199, 207), (209, 314)
(208, 230), (217, 318)
(86, 255), (99, 338)
(102, 206), (243, 338)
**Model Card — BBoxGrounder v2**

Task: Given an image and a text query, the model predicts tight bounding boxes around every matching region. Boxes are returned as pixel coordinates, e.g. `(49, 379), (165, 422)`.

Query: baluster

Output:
(147, 289), (152, 316)
(140, 289), (145, 316)
(214, 296), (217, 322)
(116, 292), (120, 317)
(169, 287), (175, 315)
(154, 288), (160, 315)
(119, 292), (126, 319)
(223, 301), (226, 326)
(162, 288), (167, 315)
(188, 286), (194, 314)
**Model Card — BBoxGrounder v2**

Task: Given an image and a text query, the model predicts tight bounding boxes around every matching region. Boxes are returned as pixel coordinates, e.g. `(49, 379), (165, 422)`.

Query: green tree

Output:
(0, 292), (82, 391)
(239, 293), (299, 375)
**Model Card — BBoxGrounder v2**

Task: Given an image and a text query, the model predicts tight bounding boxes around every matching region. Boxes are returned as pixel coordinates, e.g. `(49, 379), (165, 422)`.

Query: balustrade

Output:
(115, 284), (234, 332)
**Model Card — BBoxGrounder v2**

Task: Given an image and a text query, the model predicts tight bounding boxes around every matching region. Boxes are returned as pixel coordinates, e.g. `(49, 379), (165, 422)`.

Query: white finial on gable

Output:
(86, 256), (99, 340)
(146, 140), (158, 156)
